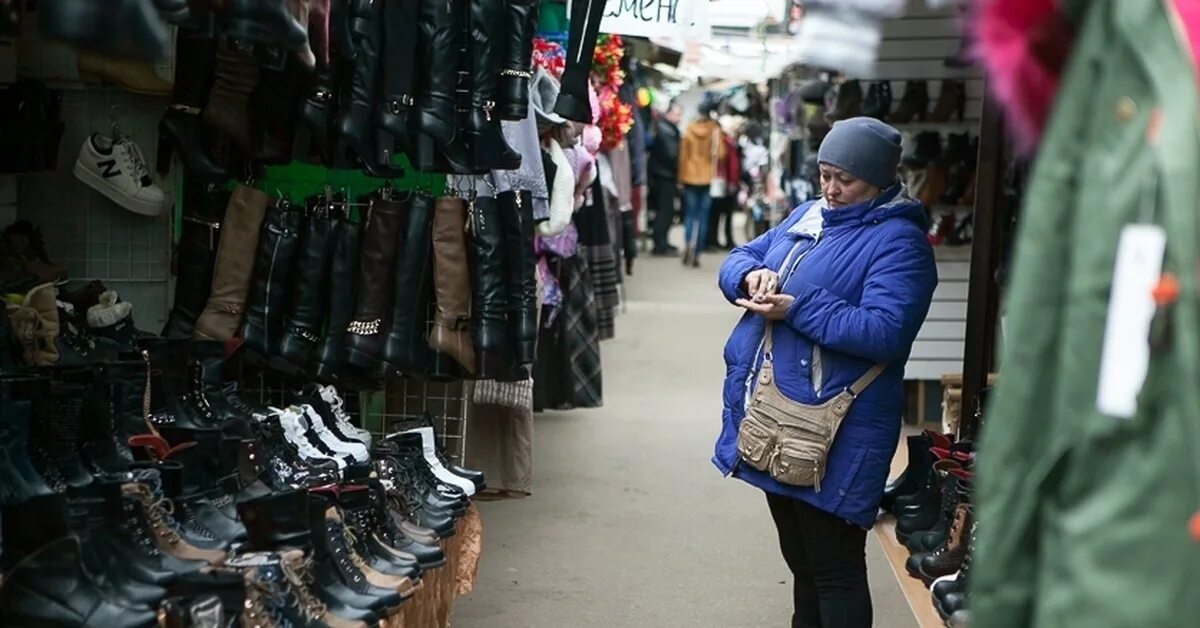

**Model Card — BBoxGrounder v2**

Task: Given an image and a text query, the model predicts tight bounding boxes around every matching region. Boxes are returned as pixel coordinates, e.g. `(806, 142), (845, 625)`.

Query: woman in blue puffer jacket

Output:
(714, 117), (937, 628)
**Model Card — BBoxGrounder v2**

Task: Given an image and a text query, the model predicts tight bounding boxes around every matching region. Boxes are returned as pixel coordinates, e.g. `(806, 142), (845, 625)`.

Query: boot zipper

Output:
(263, 234), (283, 352)
(577, 0), (595, 63)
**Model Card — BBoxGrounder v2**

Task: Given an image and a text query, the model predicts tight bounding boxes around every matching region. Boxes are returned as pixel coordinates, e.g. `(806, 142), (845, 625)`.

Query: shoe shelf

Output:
(873, 514), (948, 628)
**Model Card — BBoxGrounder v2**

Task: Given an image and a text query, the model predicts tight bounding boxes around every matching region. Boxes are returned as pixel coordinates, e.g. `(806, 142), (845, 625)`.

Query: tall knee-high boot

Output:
(376, 0), (420, 168)
(499, 190), (537, 366)
(157, 35), (227, 178)
(239, 200), (303, 364)
(496, 0), (540, 121)
(465, 0), (520, 170)
(277, 199), (340, 371)
(162, 178), (228, 339)
(381, 194), (436, 379)
(554, 0), (606, 123)
(427, 196), (475, 374)
(313, 216), (361, 385)
(414, 0), (475, 174)
(193, 184), (269, 342)
(468, 195), (509, 377)
(202, 42), (261, 153)
(336, 0), (397, 177)
(345, 193), (408, 373)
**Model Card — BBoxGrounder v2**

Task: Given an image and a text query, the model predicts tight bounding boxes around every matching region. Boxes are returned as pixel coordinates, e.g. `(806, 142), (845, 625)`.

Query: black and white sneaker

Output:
(73, 131), (166, 217)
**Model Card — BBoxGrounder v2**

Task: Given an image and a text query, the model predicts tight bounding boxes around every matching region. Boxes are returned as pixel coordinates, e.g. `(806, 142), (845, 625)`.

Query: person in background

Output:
(647, 101), (683, 256)
(706, 123), (742, 251)
(677, 100), (726, 267)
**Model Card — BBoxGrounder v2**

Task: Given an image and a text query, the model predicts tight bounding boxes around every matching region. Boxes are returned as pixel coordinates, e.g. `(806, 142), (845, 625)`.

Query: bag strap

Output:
(762, 323), (885, 395)
(711, 129), (721, 178)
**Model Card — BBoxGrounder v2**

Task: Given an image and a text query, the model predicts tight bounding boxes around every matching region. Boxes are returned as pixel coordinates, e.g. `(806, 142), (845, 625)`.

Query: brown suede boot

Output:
(202, 42), (260, 152)
(193, 184), (269, 341)
(5, 282), (59, 366)
(427, 196), (475, 373)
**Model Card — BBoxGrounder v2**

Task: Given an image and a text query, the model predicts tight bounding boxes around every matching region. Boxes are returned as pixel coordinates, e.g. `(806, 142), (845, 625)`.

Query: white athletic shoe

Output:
(73, 131), (166, 217)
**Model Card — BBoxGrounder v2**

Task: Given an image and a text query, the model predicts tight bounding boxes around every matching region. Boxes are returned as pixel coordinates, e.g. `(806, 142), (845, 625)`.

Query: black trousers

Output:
(766, 492), (872, 628)
(649, 176), (677, 251)
(707, 195), (736, 248)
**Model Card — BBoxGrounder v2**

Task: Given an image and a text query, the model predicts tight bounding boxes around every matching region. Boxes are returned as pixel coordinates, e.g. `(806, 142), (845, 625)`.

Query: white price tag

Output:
(1096, 224), (1167, 418)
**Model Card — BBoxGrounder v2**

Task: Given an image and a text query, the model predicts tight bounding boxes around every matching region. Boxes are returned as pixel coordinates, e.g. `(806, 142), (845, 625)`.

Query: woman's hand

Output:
(736, 294), (795, 321)
(742, 269), (781, 300)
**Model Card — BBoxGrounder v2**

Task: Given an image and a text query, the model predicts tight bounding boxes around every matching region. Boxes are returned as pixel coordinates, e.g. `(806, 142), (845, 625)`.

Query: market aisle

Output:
(454, 246), (918, 628)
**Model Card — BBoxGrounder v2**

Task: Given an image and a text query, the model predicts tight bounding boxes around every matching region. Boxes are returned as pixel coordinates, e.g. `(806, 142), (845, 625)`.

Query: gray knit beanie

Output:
(817, 117), (903, 189)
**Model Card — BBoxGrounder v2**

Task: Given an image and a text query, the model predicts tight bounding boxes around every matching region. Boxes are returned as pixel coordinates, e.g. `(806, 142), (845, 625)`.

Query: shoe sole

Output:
(73, 159), (164, 217)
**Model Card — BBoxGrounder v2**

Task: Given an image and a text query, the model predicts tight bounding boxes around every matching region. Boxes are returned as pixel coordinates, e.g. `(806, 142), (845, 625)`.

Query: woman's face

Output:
(819, 164), (880, 209)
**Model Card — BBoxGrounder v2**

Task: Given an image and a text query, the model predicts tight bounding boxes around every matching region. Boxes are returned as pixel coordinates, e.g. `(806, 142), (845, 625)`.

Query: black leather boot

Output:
(303, 494), (405, 615)
(554, 0), (606, 123)
(277, 199), (341, 373)
(465, 0), (521, 170)
(0, 380), (53, 504)
(414, 0), (476, 174)
(240, 200), (304, 365)
(313, 216), (362, 385)
(345, 193), (409, 373)
(157, 35), (227, 178)
(338, 486), (422, 580)
(380, 194), (435, 379)
(469, 195), (510, 378)
(500, 190), (537, 366)
(239, 488), (312, 551)
(163, 186), (227, 340)
(78, 368), (138, 474)
(896, 460), (958, 542)
(376, 0), (420, 168)
(31, 382), (95, 490)
(881, 433), (933, 513)
(365, 478), (446, 568)
(296, 63), (339, 166)
(0, 533), (159, 627)
(144, 340), (217, 431)
(336, 0), (398, 177)
(496, 0), (540, 121)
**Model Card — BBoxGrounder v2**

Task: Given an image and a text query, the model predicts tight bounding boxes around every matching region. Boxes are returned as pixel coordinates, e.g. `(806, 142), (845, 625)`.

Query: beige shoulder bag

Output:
(736, 323), (885, 491)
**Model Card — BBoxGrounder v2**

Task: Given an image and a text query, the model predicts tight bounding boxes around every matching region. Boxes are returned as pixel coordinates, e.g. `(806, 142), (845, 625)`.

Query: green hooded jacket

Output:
(972, 1), (1200, 627)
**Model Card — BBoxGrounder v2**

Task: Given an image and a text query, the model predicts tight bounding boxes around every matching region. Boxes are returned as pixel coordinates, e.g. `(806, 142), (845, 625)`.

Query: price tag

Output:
(1096, 224), (1167, 418)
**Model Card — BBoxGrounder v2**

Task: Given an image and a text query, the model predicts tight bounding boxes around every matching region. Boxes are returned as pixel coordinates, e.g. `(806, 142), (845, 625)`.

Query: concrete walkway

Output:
(454, 246), (919, 628)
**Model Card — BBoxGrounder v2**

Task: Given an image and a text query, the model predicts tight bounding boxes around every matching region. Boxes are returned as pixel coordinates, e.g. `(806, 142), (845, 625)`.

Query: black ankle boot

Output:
(376, 0), (420, 167)
(162, 180), (229, 339)
(239, 488), (312, 551)
(313, 213), (362, 385)
(380, 194), (436, 379)
(338, 486), (422, 579)
(414, 0), (476, 174)
(277, 199), (341, 373)
(464, 0), (521, 170)
(881, 433), (933, 513)
(143, 340), (216, 431)
(499, 190), (537, 366)
(157, 35), (227, 179)
(554, 0), (606, 123)
(0, 380), (53, 504)
(496, 0), (540, 121)
(346, 193), (409, 373)
(469, 196), (511, 377)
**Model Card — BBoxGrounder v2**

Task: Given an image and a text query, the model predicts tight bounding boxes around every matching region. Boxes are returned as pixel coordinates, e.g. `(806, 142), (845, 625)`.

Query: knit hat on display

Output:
(817, 116), (903, 189)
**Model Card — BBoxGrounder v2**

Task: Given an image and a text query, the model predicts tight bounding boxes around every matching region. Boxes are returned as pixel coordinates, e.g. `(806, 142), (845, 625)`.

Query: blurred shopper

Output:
(714, 117), (937, 628)
(707, 128), (742, 251)
(647, 102), (683, 256)
(677, 100), (726, 267)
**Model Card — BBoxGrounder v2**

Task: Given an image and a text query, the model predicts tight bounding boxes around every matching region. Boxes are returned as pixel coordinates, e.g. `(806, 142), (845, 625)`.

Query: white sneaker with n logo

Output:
(73, 132), (166, 217)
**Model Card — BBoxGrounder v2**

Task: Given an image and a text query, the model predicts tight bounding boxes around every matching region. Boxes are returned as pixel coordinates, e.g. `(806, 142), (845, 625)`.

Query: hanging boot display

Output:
(499, 190), (537, 367)
(465, 0), (521, 171)
(202, 42), (261, 154)
(380, 194), (436, 379)
(554, 0), (606, 123)
(468, 195), (510, 378)
(890, 80), (930, 123)
(313, 211), (362, 385)
(240, 199), (304, 364)
(336, 0), (396, 177)
(194, 184), (270, 342)
(427, 195), (474, 374)
(496, 0), (541, 121)
(278, 198), (341, 372)
(345, 191), (409, 373)
(157, 34), (226, 178)
(414, 0), (475, 174)
(162, 179), (228, 339)
(376, 0), (420, 169)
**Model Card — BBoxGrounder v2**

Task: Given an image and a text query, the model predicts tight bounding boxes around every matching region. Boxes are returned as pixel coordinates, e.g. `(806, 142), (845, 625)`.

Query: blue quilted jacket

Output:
(713, 185), (937, 527)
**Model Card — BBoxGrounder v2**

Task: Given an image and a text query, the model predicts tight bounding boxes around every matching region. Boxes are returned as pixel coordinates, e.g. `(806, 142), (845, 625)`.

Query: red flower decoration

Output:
(533, 38), (565, 79)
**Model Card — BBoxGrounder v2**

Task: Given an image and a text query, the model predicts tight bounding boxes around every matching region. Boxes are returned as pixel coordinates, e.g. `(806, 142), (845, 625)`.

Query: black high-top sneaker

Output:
(337, 485), (421, 580)
(363, 478), (445, 568)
